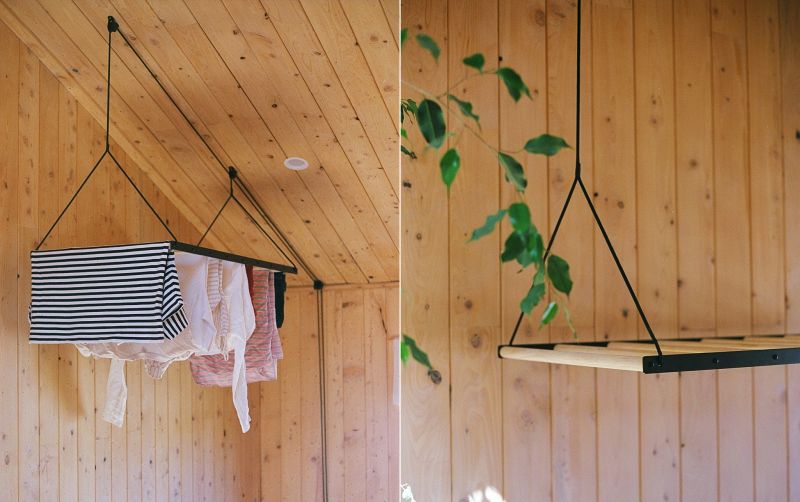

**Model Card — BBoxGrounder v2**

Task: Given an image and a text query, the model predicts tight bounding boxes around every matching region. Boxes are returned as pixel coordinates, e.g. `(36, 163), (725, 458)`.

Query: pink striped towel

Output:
(189, 267), (282, 386)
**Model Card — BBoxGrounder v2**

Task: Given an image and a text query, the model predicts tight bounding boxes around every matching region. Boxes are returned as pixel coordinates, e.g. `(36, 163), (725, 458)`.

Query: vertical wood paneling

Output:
(168, 368), (181, 501)
(57, 85), (79, 502)
(747, 1), (788, 500)
(592, 3), (639, 501)
(499, 1), (551, 501)
(447, 0), (503, 499)
(674, 0), (719, 499)
(17, 40), (40, 502)
(633, 2), (680, 501)
(37, 61), (60, 502)
(342, 288), (368, 501)
(386, 286), (400, 502)
(399, 0), (452, 500)
(365, 288), (390, 501)
(0, 19), (21, 502)
(323, 289), (344, 501)
(711, 1), (755, 500)
(300, 291), (324, 501)
(782, 0), (800, 498)
(547, 1), (598, 499)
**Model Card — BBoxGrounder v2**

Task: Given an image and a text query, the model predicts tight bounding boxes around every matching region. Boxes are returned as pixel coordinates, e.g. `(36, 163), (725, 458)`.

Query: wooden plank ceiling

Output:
(0, 0), (399, 285)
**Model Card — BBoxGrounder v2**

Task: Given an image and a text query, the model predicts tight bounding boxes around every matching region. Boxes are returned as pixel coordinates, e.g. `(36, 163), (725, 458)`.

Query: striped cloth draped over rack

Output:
(29, 242), (188, 344)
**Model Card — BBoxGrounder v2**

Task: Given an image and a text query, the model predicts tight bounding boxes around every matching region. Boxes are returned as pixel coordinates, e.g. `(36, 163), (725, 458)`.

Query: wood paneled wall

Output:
(0, 21), (399, 502)
(264, 284), (400, 502)
(401, 0), (800, 501)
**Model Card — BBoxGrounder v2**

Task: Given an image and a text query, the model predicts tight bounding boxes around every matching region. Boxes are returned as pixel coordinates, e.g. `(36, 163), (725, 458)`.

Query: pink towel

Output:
(189, 268), (282, 386)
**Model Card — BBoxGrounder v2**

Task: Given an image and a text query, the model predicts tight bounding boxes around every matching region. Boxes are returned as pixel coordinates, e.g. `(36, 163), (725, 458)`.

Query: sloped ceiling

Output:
(0, 0), (399, 285)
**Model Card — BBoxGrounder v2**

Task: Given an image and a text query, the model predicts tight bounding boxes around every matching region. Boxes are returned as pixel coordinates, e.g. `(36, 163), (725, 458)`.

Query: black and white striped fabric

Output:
(29, 242), (188, 344)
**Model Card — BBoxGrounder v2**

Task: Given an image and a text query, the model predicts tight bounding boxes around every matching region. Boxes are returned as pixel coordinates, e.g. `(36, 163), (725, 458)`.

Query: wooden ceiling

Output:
(0, 0), (399, 285)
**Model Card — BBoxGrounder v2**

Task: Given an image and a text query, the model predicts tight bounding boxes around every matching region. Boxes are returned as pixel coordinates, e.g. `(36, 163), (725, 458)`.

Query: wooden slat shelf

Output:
(498, 335), (800, 373)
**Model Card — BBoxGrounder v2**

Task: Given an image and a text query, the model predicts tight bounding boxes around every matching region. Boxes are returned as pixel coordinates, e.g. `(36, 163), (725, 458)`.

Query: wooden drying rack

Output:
(499, 335), (800, 373)
(496, 0), (800, 374)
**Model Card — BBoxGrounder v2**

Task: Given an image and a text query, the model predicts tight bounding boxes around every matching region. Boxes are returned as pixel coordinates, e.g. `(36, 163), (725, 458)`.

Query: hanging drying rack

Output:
(35, 16), (331, 497)
(496, 0), (800, 374)
(35, 15), (299, 277)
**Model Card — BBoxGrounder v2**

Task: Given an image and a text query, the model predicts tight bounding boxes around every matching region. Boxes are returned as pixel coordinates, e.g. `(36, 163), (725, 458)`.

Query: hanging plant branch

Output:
(400, 334), (441, 384)
(401, 28), (578, 354)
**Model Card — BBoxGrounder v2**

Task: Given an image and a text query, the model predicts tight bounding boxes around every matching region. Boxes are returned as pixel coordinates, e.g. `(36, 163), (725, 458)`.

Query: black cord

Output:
(35, 151), (107, 250)
(114, 17), (331, 496)
(507, 174), (577, 345)
(114, 25), (313, 282)
(577, 177), (662, 356)
(504, 0), (663, 358)
(36, 16), (177, 250)
(315, 285), (329, 502)
(197, 193), (232, 246)
(234, 180), (318, 281)
(108, 151), (177, 241)
(105, 17), (115, 149)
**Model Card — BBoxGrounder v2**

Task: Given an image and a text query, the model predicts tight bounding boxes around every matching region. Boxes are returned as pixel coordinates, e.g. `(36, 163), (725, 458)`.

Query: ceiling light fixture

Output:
(284, 157), (309, 171)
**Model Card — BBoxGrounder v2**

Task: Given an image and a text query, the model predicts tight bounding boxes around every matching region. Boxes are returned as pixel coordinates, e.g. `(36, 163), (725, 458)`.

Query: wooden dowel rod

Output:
(699, 338), (791, 349)
(499, 346), (643, 372)
(554, 344), (657, 357)
(744, 336), (800, 346)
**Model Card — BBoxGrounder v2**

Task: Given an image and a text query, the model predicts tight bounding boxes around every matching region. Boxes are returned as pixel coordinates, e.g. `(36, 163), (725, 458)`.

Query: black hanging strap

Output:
(194, 167), (298, 273)
(36, 17), (176, 250)
(113, 19), (316, 282)
(36, 16), (305, 279)
(505, 0), (663, 358)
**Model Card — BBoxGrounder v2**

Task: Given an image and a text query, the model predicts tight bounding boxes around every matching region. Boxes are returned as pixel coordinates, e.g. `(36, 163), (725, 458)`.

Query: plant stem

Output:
(435, 67), (498, 99)
(402, 79), (502, 157)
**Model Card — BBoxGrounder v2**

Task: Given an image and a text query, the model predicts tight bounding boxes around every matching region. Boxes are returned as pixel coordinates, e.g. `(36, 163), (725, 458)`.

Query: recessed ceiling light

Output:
(284, 157), (309, 171)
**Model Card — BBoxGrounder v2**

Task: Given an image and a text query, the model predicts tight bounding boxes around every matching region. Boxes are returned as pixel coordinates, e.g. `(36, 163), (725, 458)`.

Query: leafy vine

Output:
(400, 28), (577, 373)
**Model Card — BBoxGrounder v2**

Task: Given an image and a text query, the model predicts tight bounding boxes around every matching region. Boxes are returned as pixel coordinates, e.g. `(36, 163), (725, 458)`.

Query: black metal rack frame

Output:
(499, 334), (800, 374)
(33, 16), (329, 497)
(35, 16), (299, 277)
(497, 0), (797, 374)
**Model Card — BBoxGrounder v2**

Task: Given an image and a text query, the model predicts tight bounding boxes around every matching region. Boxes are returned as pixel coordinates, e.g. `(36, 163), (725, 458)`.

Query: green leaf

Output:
(415, 33), (440, 61)
(402, 334), (433, 370)
(547, 255), (573, 295)
(469, 209), (507, 241)
(439, 148), (460, 190)
(524, 134), (570, 156)
(533, 264), (546, 285)
(495, 67), (531, 102)
(447, 94), (480, 126)
(498, 152), (527, 191)
(400, 98), (418, 124)
(517, 228), (543, 267)
(401, 28), (408, 47)
(400, 339), (410, 364)
(501, 232), (525, 262)
(540, 301), (559, 326)
(462, 53), (485, 72)
(521, 281), (546, 314)
(400, 127), (408, 139)
(417, 99), (447, 148)
(507, 203), (531, 233)
(401, 145), (417, 159)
